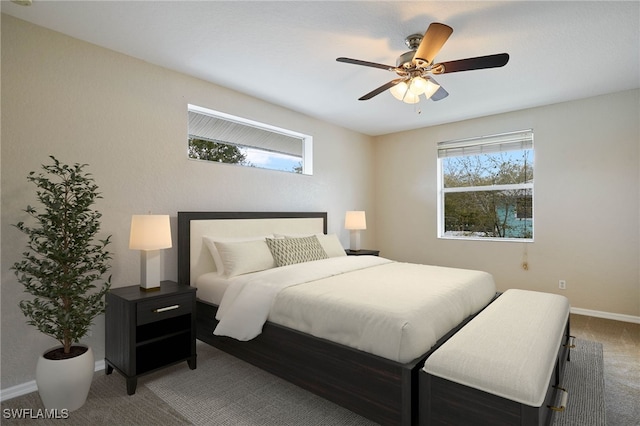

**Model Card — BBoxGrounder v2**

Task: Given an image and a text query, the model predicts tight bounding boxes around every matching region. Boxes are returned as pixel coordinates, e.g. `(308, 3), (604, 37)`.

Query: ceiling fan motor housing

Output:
(396, 50), (416, 68)
(397, 33), (423, 68)
(404, 33), (423, 50)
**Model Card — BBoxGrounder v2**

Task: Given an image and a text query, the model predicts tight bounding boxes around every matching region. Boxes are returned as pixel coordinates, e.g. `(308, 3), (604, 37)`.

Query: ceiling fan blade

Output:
(336, 57), (396, 71)
(413, 23), (453, 67)
(358, 78), (404, 101)
(432, 53), (510, 74)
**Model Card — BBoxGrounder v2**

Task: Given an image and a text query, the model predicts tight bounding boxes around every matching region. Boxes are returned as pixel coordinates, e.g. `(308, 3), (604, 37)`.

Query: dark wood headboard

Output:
(177, 211), (327, 286)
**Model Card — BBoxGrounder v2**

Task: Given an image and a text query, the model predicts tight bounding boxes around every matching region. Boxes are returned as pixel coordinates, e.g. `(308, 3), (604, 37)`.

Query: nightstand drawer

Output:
(137, 293), (192, 326)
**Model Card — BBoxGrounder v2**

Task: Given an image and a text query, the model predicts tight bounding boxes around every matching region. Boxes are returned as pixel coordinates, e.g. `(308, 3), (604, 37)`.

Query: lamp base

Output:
(349, 230), (361, 251)
(139, 250), (162, 291)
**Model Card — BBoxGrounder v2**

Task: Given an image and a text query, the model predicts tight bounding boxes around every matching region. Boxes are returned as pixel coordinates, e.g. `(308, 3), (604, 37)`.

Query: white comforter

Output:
(214, 256), (496, 363)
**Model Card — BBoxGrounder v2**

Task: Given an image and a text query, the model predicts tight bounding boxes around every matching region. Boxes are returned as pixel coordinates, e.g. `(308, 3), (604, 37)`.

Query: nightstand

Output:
(345, 249), (380, 256)
(105, 281), (197, 395)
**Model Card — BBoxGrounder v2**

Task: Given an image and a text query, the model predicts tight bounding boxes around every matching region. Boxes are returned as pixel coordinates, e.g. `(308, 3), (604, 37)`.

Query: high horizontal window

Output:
(188, 105), (313, 175)
(437, 130), (534, 241)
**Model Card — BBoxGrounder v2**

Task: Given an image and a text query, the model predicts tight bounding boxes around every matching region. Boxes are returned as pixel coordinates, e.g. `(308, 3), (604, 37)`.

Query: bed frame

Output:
(177, 211), (493, 425)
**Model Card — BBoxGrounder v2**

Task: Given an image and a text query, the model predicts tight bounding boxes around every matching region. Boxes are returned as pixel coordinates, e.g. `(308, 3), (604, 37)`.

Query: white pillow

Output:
(315, 234), (347, 257)
(274, 233), (346, 258)
(203, 235), (273, 275)
(214, 239), (276, 278)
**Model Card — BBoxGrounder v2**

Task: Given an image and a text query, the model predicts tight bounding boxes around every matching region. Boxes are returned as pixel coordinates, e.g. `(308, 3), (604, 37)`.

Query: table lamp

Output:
(129, 214), (172, 290)
(345, 211), (366, 251)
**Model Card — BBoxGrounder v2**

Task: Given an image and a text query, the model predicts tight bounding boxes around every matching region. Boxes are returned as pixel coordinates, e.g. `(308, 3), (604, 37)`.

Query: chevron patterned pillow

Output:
(266, 235), (328, 267)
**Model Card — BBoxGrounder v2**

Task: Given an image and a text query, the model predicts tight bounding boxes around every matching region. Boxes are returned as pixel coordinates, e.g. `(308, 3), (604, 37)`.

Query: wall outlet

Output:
(559, 280), (566, 290)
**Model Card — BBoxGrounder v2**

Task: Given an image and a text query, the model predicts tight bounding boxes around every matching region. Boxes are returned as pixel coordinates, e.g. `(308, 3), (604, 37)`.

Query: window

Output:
(437, 130), (534, 241)
(187, 105), (313, 175)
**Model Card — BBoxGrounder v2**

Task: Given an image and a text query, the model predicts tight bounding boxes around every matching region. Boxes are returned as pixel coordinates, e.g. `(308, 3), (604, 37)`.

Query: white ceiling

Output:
(2, 1), (639, 136)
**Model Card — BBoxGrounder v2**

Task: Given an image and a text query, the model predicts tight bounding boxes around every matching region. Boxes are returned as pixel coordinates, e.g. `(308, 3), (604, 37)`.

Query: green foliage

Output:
(443, 151), (533, 238)
(12, 156), (112, 354)
(444, 191), (519, 237)
(188, 137), (248, 164)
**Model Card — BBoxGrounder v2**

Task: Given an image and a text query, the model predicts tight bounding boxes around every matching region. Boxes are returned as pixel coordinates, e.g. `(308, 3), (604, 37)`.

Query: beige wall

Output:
(0, 15), (376, 389)
(374, 89), (640, 317)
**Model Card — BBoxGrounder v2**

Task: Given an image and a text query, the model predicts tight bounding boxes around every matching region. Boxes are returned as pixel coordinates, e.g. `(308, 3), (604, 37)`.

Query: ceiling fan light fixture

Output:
(390, 81), (409, 100)
(408, 76), (428, 95)
(422, 77), (441, 100)
(402, 92), (420, 104)
(391, 78), (433, 104)
(390, 81), (420, 104)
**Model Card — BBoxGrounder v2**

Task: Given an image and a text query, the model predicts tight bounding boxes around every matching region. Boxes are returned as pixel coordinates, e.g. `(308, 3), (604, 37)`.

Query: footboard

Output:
(196, 294), (500, 426)
(197, 299), (420, 425)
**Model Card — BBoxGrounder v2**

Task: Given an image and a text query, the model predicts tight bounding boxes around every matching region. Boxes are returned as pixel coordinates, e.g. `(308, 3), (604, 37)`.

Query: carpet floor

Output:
(552, 338), (606, 426)
(1, 339), (605, 425)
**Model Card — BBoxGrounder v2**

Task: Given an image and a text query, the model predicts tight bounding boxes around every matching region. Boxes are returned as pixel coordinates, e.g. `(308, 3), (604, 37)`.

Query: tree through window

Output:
(437, 130), (534, 240)
(188, 138), (248, 165)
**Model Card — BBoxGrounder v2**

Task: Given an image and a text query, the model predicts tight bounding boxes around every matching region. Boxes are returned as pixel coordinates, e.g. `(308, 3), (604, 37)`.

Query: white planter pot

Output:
(36, 345), (94, 412)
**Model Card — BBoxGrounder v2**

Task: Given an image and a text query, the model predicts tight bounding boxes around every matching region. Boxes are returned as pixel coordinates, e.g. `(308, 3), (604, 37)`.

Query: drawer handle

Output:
(153, 304), (180, 313)
(563, 335), (576, 349)
(548, 386), (569, 412)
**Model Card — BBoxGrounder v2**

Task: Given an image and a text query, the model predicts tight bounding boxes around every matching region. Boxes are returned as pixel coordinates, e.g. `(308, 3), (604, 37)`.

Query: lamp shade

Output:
(408, 76), (428, 95)
(390, 81), (420, 104)
(345, 211), (366, 230)
(390, 81), (409, 100)
(129, 215), (172, 250)
(423, 77), (441, 99)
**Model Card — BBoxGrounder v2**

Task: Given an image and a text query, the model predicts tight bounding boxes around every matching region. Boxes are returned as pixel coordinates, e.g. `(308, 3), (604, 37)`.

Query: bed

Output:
(177, 211), (498, 425)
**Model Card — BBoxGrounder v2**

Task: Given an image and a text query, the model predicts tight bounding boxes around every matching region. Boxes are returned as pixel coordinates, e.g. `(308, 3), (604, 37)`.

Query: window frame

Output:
(436, 129), (534, 242)
(187, 104), (313, 175)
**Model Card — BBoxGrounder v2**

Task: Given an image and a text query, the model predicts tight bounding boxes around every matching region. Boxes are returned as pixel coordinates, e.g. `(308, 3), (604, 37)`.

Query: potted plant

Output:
(12, 156), (112, 411)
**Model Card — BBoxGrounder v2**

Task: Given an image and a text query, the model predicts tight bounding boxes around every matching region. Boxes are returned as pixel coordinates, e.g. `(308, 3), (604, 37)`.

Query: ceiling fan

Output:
(337, 23), (509, 103)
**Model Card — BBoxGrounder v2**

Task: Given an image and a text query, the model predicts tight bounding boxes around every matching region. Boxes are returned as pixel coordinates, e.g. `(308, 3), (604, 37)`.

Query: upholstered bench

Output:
(419, 289), (572, 426)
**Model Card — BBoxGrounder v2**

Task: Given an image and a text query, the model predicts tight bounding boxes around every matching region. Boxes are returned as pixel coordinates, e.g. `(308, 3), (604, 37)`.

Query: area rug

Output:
(552, 338), (606, 426)
(144, 342), (373, 426)
(1, 339), (605, 425)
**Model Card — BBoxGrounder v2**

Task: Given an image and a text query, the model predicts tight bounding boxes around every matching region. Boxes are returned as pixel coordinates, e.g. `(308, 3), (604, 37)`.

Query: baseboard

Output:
(571, 307), (640, 324)
(0, 360), (105, 402)
(0, 381), (37, 403)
